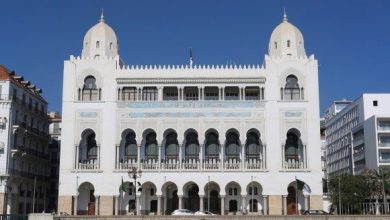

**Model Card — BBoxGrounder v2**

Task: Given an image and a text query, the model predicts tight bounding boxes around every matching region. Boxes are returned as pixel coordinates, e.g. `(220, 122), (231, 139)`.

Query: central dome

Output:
(82, 13), (119, 58)
(268, 13), (306, 58)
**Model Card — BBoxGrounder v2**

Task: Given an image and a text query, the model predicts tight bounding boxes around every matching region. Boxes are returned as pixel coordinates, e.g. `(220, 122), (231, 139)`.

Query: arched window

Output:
(245, 132), (261, 159)
(283, 75), (302, 100)
(124, 132), (137, 158)
(185, 132), (199, 159)
(225, 132), (240, 159)
(285, 131), (299, 160)
(165, 132), (179, 159)
(205, 132), (219, 159)
(86, 133), (97, 160)
(82, 76), (100, 101)
(145, 132), (158, 159)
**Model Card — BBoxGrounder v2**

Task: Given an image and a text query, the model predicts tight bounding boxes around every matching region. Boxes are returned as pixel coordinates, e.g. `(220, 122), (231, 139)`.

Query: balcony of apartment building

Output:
(377, 119), (390, 132)
(378, 149), (390, 164)
(378, 134), (390, 148)
(111, 129), (266, 172)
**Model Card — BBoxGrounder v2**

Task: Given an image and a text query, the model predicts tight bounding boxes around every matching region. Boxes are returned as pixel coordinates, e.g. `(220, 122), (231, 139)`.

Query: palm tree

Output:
(366, 167), (390, 214)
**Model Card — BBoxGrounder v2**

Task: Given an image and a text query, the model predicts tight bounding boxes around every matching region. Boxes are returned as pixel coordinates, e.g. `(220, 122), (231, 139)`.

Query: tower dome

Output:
(268, 12), (306, 58)
(82, 12), (119, 58)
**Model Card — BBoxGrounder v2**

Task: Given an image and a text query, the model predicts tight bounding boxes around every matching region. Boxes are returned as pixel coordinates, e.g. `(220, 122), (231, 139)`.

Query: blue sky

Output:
(0, 0), (389, 114)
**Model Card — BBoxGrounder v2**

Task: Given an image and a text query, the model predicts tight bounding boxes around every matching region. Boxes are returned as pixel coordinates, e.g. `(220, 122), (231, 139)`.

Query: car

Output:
(194, 211), (216, 215)
(303, 210), (329, 215)
(171, 209), (194, 215)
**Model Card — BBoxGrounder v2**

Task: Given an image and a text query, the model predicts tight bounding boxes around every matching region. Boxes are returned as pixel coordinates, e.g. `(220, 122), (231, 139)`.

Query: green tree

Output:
(364, 167), (390, 214)
(328, 174), (370, 214)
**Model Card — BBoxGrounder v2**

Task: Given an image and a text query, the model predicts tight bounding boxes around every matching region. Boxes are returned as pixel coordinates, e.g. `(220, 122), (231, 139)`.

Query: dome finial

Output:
(283, 8), (288, 22)
(99, 8), (105, 23)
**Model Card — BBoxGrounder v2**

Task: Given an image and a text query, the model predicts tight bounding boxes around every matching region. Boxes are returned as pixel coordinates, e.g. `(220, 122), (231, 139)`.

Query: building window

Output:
(274, 42), (277, 49)
(110, 42), (113, 49)
(287, 40), (291, 47)
(121, 87), (137, 101)
(282, 75), (302, 100)
(373, 100), (378, 106)
(96, 41), (100, 48)
(82, 76), (99, 101)
(142, 87), (158, 101)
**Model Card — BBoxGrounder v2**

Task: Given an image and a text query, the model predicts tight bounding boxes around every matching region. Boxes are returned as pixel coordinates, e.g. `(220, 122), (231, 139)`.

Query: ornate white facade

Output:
(58, 13), (323, 216)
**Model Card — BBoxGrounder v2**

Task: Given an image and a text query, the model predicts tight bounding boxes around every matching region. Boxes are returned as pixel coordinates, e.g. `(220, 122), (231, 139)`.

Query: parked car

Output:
(194, 211), (216, 215)
(303, 210), (329, 215)
(171, 209), (194, 215)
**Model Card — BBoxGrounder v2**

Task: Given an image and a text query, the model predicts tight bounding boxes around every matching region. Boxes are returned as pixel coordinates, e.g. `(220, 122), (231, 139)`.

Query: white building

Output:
(325, 94), (390, 176)
(58, 12), (323, 216)
(0, 65), (50, 214)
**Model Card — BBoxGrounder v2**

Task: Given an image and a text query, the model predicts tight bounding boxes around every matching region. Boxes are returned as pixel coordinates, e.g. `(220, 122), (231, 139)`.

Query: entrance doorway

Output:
(287, 186), (297, 215)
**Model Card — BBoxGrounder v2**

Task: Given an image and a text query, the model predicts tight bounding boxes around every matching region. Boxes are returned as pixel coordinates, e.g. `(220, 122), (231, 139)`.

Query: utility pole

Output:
(32, 176), (36, 213)
(338, 177), (341, 215)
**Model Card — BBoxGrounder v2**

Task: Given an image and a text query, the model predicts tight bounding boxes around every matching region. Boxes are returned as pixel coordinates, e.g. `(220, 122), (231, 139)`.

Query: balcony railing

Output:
(282, 144), (307, 170)
(75, 145), (100, 170)
(78, 159), (99, 170)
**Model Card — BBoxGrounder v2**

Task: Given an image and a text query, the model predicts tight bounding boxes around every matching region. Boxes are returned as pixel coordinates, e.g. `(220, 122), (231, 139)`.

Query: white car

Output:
(171, 209), (194, 215)
(194, 211), (216, 215)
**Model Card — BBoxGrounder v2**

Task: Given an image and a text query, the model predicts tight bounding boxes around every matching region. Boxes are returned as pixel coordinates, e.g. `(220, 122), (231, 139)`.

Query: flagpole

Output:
(119, 176), (123, 215)
(295, 176), (298, 215)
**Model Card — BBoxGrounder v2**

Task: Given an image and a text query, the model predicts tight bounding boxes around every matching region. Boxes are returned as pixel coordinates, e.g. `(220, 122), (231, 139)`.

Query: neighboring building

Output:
(320, 118), (332, 211)
(0, 65), (50, 214)
(325, 94), (390, 176)
(58, 12), (323, 216)
(48, 112), (61, 212)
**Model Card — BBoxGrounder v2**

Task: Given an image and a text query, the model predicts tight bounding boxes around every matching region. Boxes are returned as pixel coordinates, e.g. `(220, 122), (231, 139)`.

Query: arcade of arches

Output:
(74, 180), (312, 215)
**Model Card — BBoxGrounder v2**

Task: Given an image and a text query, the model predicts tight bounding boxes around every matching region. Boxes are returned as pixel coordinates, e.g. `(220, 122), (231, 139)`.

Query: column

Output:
(198, 86), (201, 101)
(95, 195), (100, 215)
(221, 87), (225, 100)
(282, 195), (287, 215)
(97, 145), (100, 169)
(201, 86), (205, 100)
(199, 196), (204, 212)
(242, 87), (246, 100)
(114, 195), (119, 215)
(304, 195), (309, 211)
(75, 145), (79, 169)
(157, 196), (162, 215)
(73, 195), (78, 215)
(262, 195), (268, 215)
(178, 196), (183, 209)
(220, 196), (225, 215)
(218, 87), (222, 100)
(158, 86), (163, 101)
(136, 195), (140, 215)
(140, 87), (144, 101)
(116, 145), (120, 169)
(281, 144), (285, 169)
(241, 196), (246, 212)
(241, 143), (245, 170)
(239, 87), (242, 100)
(158, 145), (161, 169)
(199, 144), (203, 170)
(137, 145), (141, 170)
(178, 144), (182, 167)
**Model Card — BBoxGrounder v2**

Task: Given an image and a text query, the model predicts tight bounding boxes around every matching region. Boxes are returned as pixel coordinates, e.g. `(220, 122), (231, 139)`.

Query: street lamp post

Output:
(128, 167), (142, 215)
